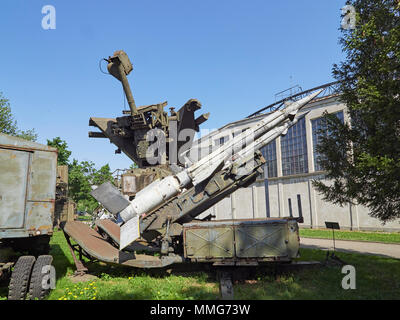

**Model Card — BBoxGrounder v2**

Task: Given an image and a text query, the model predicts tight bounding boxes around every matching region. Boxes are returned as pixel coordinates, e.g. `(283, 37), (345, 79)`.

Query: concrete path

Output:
(300, 237), (400, 259)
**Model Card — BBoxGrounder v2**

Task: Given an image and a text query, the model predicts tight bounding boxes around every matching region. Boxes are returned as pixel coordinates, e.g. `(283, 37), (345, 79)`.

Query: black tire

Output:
(8, 256), (36, 300)
(28, 255), (54, 300)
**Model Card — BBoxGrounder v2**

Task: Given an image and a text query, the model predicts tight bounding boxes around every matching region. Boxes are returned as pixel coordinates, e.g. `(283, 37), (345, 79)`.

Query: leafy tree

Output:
(0, 92), (37, 141)
(0, 93), (18, 135)
(313, 0), (400, 222)
(68, 160), (114, 213)
(47, 137), (72, 165)
(68, 160), (95, 212)
(17, 129), (38, 142)
(92, 164), (114, 186)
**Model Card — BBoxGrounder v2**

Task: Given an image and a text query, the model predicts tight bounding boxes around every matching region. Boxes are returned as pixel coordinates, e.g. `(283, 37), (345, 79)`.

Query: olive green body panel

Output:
(183, 219), (300, 261)
(0, 133), (57, 239)
(234, 220), (288, 258)
(184, 226), (235, 259)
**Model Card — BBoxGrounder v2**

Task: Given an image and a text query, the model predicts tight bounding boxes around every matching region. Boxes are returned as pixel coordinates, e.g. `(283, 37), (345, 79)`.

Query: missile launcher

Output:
(63, 51), (322, 274)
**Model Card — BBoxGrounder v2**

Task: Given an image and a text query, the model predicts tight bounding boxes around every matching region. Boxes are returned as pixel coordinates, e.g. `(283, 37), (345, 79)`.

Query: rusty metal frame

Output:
(63, 232), (89, 275)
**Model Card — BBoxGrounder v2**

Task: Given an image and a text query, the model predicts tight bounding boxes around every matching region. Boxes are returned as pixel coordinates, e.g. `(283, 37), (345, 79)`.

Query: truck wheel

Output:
(7, 256), (36, 300)
(28, 255), (54, 300)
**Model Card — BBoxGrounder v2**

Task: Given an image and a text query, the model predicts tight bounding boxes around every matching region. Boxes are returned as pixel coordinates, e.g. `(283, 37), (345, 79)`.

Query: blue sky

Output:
(0, 0), (346, 171)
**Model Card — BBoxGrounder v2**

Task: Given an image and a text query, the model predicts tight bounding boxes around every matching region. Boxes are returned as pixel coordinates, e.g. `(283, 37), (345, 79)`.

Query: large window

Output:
(280, 116), (308, 176)
(311, 111), (344, 171)
(261, 141), (277, 178)
(214, 135), (229, 146)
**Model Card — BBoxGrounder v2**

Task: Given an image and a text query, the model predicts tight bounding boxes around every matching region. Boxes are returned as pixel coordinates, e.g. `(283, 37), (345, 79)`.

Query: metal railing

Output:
(247, 80), (342, 118)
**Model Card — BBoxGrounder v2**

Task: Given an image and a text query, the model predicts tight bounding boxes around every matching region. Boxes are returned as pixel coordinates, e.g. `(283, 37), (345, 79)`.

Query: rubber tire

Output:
(28, 255), (54, 300)
(8, 256), (36, 300)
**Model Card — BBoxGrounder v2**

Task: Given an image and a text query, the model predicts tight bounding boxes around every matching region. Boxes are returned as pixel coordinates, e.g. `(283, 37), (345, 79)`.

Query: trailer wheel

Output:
(28, 255), (54, 300)
(7, 256), (36, 300)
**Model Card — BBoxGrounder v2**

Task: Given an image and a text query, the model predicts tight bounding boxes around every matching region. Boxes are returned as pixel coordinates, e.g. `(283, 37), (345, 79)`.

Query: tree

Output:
(17, 129), (38, 142)
(92, 164), (114, 186)
(68, 160), (96, 212)
(47, 137), (72, 165)
(0, 93), (18, 135)
(68, 160), (114, 213)
(313, 0), (400, 222)
(0, 92), (37, 141)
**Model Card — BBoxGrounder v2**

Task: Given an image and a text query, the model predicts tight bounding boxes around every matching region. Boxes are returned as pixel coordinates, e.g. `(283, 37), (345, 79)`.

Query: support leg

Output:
(218, 270), (234, 300)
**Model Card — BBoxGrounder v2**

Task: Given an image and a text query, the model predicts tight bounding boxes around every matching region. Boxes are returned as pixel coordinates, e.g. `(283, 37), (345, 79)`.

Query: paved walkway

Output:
(300, 237), (400, 259)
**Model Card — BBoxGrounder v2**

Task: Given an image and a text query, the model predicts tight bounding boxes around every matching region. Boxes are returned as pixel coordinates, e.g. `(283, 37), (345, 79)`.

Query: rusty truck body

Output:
(0, 133), (57, 300)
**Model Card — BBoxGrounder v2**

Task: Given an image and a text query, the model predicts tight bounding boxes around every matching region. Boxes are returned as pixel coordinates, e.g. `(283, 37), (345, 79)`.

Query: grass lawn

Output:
(300, 228), (400, 244)
(76, 215), (92, 221)
(1, 230), (399, 300)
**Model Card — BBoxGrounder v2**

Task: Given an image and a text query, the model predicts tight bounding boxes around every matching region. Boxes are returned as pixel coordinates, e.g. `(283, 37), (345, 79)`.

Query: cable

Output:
(98, 58), (111, 75)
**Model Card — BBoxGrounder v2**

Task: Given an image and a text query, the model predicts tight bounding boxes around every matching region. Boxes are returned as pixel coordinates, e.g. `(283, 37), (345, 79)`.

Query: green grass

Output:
(76, 215), (92, 221)
(235, 249), (400, 299)
(300, 228), (400, 244)
(1, 230), (399, 300)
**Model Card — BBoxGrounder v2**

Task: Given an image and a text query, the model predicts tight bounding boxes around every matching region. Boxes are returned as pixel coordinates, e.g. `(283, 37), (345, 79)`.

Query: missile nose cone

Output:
(285, 89), (324, 116)
(307, 88), (324, 102)
(296, 88), (324, 107)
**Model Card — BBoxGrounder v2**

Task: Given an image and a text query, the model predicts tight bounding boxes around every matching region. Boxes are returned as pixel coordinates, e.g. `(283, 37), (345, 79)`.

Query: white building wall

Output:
(266, 95), (400, 231)
(198, 180), (267, 221)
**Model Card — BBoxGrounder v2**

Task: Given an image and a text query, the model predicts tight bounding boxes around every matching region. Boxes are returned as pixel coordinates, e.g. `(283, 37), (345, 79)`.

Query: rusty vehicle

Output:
(0, 133), (57, 300)
(62, 50), (321, 297)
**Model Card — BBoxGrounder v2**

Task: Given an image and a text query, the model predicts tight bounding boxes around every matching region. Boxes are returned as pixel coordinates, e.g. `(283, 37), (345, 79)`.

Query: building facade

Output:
(196, 93), (400, 232)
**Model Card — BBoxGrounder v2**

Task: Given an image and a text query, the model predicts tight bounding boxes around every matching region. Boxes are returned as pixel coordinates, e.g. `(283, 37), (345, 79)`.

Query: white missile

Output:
(119, 89), (322, 227)
(185, 89), (323, 185)
(224, 111), (309, 171)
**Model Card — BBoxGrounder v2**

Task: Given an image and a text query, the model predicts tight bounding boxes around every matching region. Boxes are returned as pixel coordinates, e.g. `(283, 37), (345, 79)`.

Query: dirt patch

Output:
(68, 273), (98, 283)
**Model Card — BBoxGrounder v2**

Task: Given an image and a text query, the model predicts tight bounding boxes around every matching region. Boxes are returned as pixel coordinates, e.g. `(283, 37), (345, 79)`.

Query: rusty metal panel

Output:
(0, 133), (57, 238)
(64, 221), (120, 263)
(57, 165), (68, 185)
(0, 148), (30, 228)
(25, 201), (54, 235)
(184, 224), (234, 259)
(121, 173), (156, 195)
(28, 150), (57, 201)
(59, 200), (75, 223)
(234, 220), (288, 258)
(67, 200), (75, 222)
(95, 219), (120, 245)
(121, 175), (139, 195)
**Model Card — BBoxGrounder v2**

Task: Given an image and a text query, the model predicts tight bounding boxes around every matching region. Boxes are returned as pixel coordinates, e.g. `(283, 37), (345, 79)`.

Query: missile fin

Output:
(120, 215), (140, 250)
